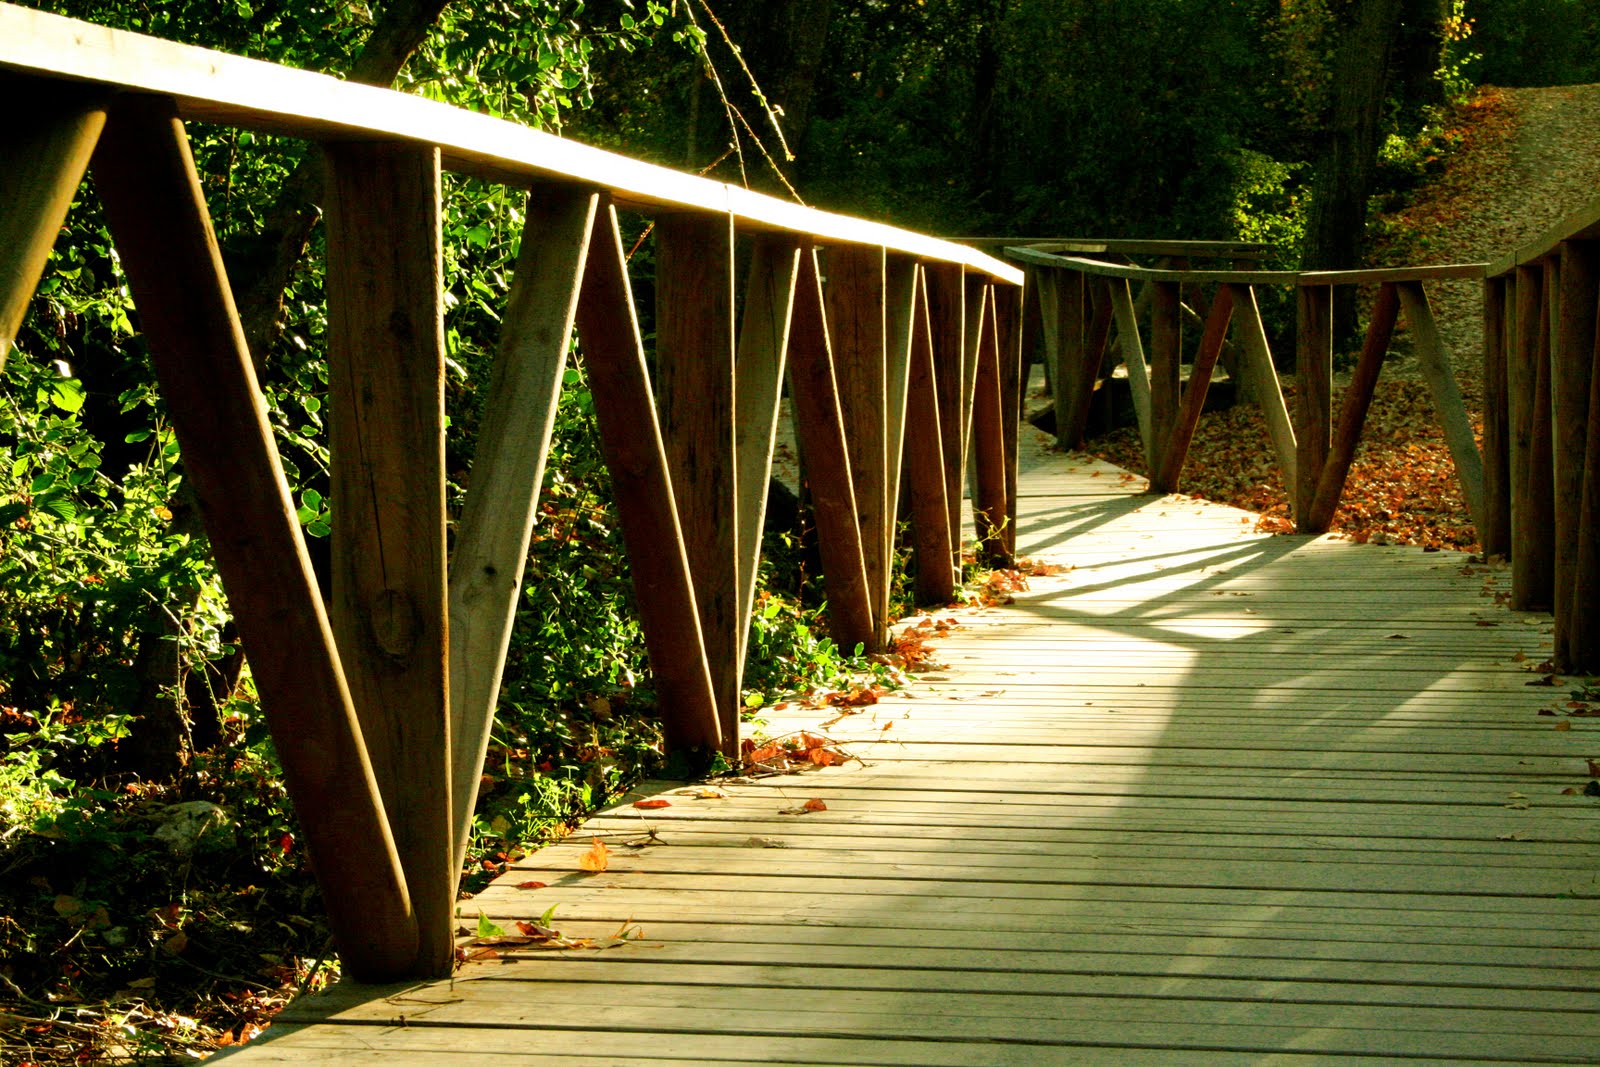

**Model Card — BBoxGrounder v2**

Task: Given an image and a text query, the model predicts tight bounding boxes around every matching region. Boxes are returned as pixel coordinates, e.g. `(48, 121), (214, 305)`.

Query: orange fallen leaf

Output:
(577, 838), (610, 872)
(514, 880), (547, 890)
(802, 798), (827, 812)
(632, 799), (671, 809)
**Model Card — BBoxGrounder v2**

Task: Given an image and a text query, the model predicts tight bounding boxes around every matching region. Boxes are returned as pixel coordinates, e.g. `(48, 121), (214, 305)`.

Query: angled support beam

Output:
(1481, 276), (1512, 557)
(994, 282), (1025, 558)
(787, 248), (875, 652)
(0, 79), (106, 370)
(824, 245), (890, 650)
(447, 186), (596, 879)
(883, 254), (918, 619)
(926, 263), (967, 553)
(1109, 277), (1154, 469)
(1151, 284), (1234, 494)
(656, 212), (741, 739)
(91, 96), (417, 982)
(1294, 284), (1333, 529)
(1305, 282), (1400, 533)
(961, 271), (990, 472)
(324, 140), (453, 978)
(971, 286), (1011, 565)
(1148, 280), (1182, 481)
(1231, 284), (1296, 500)
(903, 268), (954, 604)
(575, 203), (721, 753)
(1396, 281), (1486, 538)
(732, 237), (801, 682)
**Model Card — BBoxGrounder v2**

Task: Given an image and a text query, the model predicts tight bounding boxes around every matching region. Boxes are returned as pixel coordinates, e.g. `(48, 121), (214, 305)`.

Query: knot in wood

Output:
(368, 587), (421, 660)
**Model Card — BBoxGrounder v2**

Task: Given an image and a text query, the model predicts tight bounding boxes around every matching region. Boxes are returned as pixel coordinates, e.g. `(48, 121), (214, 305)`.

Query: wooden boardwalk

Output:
(230, 446), (1600, 1065)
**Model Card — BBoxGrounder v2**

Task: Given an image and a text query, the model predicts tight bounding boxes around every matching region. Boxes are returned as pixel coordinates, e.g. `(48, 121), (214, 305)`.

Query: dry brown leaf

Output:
(632, 799), (671, 809)
(577, 837), (610, 872)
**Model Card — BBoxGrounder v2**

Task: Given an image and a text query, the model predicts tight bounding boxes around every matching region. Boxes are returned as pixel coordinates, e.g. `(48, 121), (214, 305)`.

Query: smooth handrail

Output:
(1005, 246), (1486, 285)
(0, 2), (1021, 286)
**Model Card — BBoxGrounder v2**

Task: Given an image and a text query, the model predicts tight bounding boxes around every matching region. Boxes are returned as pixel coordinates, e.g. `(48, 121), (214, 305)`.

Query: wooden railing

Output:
(1484, 202), (1600, 674)
(0, 5), (1023, 981)
(1007, 246), (1487, 534)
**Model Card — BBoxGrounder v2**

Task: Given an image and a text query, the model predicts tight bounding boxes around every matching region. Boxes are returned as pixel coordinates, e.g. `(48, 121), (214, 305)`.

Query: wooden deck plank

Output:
(223, 431), (1599, 1064)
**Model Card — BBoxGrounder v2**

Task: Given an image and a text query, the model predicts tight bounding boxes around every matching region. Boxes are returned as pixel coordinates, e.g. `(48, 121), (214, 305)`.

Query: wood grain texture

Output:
(902, 269), (955, 604)
(447, 187), (596, 877)
(824, 245), (889, 650)
(1151, 284), (1233, 494)
(882, 256), (918, 621)
(1053, 268), (1085, 447)
(1510, 263), (1554, 610)
(656, 213), (741, 740)
(256, 441), (1599, 1064)
(1148, 281), (1181, 477)
(994, 282), (1024, 557)
(574, 203), (720, 753)
(1294, 284), (1332, 529)
(926, 263), (967, 554)
(1109, 277), (1154, 468)
(785, 248), (874, 652)
(0, 77), (105, 370)
(732, 238), (800, 675)
(1229, 285), (1296, 497)
(1481, 276), (1511, 557)
(1552, 240), (1598, 668)
(970, 287), (1010, 564)
(323, 139), (453, 978)
(1396, 281), (1486, 537)
(1571, 319), (1600, 671)
(90, 96), (417, 982)
(1305, 282), (1399, 532)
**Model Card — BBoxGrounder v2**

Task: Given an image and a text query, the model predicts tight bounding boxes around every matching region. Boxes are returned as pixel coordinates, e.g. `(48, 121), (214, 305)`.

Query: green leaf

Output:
(306, 520), (331, 538)
(475, 911), (505, 938)
(29, 473), (56, 494)
(49, 378), (85, 414)
(0, 502), (27, 526)
(35, 494), (77, 522)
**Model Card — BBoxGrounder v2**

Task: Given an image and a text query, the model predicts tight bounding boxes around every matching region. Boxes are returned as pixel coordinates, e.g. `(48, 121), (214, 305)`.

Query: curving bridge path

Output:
(229, 443), (1600, 1065)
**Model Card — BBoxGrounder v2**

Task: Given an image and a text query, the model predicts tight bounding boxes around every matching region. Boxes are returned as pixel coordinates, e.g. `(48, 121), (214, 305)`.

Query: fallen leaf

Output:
(1554, 720), (1571, 731)
(1587, 760), (1600, 777)
(515, 881), (548, 890)
(746, 836), (787, 848)
(632, 799), (671, 809)
(1586, 780), (1600, 797)
(675, 787), (728, 799)
(577, 838), (610, 872)
(803, 797), (827, 812)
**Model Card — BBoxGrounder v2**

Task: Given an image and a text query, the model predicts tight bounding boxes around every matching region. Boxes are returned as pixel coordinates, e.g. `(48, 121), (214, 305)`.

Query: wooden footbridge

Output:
(2, 7), (1597, 1062)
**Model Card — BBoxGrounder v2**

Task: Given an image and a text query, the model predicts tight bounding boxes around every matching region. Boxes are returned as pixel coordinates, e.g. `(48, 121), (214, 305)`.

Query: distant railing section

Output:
(1484, 202), (1600, 674)
(0, 5), (1023, 981)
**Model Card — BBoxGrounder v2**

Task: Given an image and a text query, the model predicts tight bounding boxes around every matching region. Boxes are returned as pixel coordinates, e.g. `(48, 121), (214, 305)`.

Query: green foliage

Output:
(1468, 0), (1600, 87)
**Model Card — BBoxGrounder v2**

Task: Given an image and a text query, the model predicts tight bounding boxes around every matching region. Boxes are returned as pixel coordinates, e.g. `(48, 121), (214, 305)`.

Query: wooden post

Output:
(1151, 285), (1234, 494)
(1060, 278), (1113, 449)
(323, 140), (453, 978)
(785, 249), (875, 652)
(1295, 284), (1333, 529)
(91, 96), (417, 982)
(902, 268), (954, 604)
(882, 256), (918, 623)
(1305, 283), (1399, 532)
(961, 271), (990, 483)
(1481, 276), (1512, 557)
(656, 213), (741, 740)
(0, 81), (106, 371)
(1510, 265), (1552, 609)
(1571, 324), (1600, 671)
(732, 238), (801, 680)
(824, 245), (890, 651)
(1109, 278), (1154, 467)
(1148, 281), (1182, 483)
(972, 287), (1011, 564)
(994, 281), (1024, 558)
(447, 187), (596, 879)
(926, 263), (967, 553)
(1552, 240), (1599, 666)
(1055, 269), (1085, 448)
(1524, 260), (1558, 611)
(1396, 282), (1486, 538)
(1231, 284), (1297, 499)
(574, 203), (721, 753)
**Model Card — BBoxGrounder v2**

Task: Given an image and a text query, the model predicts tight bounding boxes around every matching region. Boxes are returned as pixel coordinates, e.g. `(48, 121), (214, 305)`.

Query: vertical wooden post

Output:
(903, 268), (954, 604)
(926, 263), (967, 555)
(882, 256), (918, 613)
(1510, 265), (1552, 609)
(1148, 281), (1182, 482)
(1231, 285), (1297, 498)
(786, 248), (875, 652)
(1055, 269), (1085, 448)
(994, 281), (1025, 558)
(91, 96), (417, 982)
(1060, 279), (1113, 449)
(1151, 285), (1234, 494)
(447, 187), (596, 878)
(0, 82), (106, 371)
(1306, 282), (1399, 532)
(1525, 260), (1558, 610)
(1295, 284), (1333, 529)
(1552, 240), (1599, 666)
(971, 287), (1011, 564)
(324, 140), (453, 978)
(1481, 276), (1512, 557)
(656, 213), (741, 740)
(1571, 325), (1600, 671)
(574, 203), (721, 753)
(825, 245), (890, 650)
(1396, 282), (1486, 537)
(961, 271), (990, 477)
(732, 239), (801, 680)
(1110, 277), (1155, 468)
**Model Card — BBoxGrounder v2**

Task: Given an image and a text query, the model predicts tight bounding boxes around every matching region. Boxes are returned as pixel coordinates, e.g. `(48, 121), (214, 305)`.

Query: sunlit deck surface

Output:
(227, 445), (1600, 1065)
